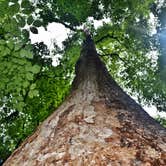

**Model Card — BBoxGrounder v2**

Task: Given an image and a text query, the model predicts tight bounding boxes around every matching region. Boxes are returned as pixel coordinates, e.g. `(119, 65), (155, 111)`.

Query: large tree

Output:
(0, 0), (166, 163)
(3, 33), (166, 165)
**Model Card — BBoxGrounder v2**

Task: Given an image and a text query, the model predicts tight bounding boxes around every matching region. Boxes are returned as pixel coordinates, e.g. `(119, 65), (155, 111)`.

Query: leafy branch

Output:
(99, 52), (126, 63)
(95, 33), (122, 44)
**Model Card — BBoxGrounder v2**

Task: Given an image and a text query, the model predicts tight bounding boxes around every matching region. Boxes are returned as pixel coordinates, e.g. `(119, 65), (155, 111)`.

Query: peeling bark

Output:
(3, 35), (166, 166)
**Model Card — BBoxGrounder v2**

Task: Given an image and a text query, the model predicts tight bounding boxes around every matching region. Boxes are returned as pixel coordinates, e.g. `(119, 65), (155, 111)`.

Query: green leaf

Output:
(7, 41), (14, 50)
(22, 89), (26, 95)
(31, 65), (41, 74)
(20, 49), (27, 57)
(28, 89), (38, 98)
(22, 81), (29, 88)
(16, 15), (26, 27)
(15, 102), (25, 111)
(33, 20), (42, 27)
(33, 90), (39, 96)
(22, 8), (33, 15)
(20, 49), (33, 59)
(3, 47), (10, 56)
(30, 26), (38, 34)
(21, 0), (30, 8)
(16, 59), (27, 65)
(10, 18), (20, 35)
(4, 23), (12, 32)
(27, 16), (34, 25)
(30, 83), (36, 90)
(0, 1), (8, 18)
(22, 29), (30, 40)
(0, 39), (5, 45)
(9, 3), (20, 14)
(15, 43), (23, 51)
(13, 52), (20, 58)
(26, 73), (33, 81)
(28, 90), (33, 98)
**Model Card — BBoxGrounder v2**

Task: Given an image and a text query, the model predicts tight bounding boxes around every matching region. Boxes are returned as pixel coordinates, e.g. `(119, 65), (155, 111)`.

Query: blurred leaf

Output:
(7, 41), (14, 50)
(16, 15), (26, 27)
(9, 3), (20, 14)
(33, 20), (42, 27)
(26, 73), (33, 81)
(27, 16), (34, 25)
(20, 49), (33, 59)
(21, 0), (30, 8)
(28, 89), (38, 98)
(22, 29), (30, 40)
(31, 65), (41, 74)
(30, 26), (38, 34)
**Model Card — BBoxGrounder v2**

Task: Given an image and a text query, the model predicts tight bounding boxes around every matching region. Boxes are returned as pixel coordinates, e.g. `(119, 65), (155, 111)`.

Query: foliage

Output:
(0, 0), (166, 164)
(156, 116), (166, 128)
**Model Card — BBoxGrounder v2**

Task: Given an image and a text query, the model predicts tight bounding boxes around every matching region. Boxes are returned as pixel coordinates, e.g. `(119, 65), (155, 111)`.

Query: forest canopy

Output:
(0, 0), (166, 163)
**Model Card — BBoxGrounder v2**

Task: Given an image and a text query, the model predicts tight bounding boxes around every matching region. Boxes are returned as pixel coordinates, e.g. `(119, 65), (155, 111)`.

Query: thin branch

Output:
(100, 53), (125, 62)
(53, 18), (79, 32)
(95, 34), (122, 44)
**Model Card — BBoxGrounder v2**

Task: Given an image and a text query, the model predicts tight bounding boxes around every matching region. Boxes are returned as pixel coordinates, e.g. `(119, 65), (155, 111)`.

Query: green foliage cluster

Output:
(155, 116), (166, 128)
(0, 0), (75, 162)
(0, 0), (40, 161)
(0, 0), (166, 164)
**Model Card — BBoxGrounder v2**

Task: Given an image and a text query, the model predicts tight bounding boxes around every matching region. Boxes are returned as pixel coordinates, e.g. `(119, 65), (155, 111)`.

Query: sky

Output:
(30, 20), (166, 119)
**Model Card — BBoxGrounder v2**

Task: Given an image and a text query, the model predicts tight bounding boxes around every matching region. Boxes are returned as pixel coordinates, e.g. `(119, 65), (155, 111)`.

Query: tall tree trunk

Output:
(3, 35), (166, 166)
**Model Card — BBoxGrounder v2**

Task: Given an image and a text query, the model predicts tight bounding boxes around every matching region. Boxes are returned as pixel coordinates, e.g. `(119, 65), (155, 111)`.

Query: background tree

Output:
(0, 0), (166, 164)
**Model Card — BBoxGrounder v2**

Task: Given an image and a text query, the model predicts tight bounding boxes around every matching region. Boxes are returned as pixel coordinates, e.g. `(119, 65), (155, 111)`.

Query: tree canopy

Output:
(0, 0), (166, 163)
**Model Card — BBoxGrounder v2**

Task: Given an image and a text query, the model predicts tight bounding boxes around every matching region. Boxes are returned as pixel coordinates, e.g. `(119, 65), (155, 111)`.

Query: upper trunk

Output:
(3, 35), (166, 166)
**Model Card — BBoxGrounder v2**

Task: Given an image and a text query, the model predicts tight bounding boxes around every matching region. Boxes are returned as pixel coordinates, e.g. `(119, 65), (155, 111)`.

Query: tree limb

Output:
(99, 53), (126, 64)
(53, 18), (78, 31)
(95, 34), (122, 44)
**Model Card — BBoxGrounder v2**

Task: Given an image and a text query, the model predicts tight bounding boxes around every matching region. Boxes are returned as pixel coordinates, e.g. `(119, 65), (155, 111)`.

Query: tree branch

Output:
(53, 18), (83, 32)
(99, 53), (126, 63)
(95, 34), (122, 44)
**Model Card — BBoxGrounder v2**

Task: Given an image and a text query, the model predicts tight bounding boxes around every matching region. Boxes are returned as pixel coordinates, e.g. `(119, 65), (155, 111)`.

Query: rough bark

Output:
(3, 35), (166, 166)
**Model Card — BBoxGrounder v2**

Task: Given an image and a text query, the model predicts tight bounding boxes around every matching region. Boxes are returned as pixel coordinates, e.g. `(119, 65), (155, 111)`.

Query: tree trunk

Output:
(3, 35), (166, 166)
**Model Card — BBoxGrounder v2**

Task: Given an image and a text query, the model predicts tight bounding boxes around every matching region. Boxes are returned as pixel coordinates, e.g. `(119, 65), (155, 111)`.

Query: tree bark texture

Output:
(3, 35), (166, 166)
